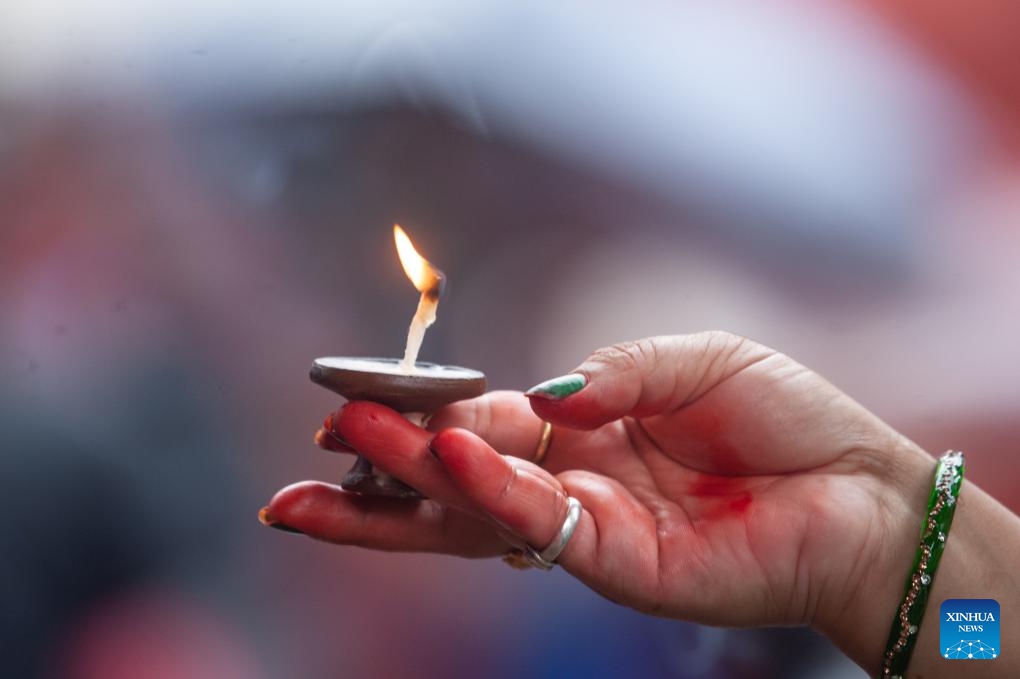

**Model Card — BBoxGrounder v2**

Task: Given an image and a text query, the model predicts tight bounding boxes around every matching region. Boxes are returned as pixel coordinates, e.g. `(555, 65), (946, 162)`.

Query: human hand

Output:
(263, 332), (938, 670)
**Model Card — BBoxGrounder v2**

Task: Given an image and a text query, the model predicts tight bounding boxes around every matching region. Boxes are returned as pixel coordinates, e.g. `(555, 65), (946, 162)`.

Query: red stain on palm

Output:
(688, 406), (726, 440)
(725, 493), (752, 515)
(687, 475), (748, 496)
(686, 473), (754, 521)
(675, 401), (750, 474)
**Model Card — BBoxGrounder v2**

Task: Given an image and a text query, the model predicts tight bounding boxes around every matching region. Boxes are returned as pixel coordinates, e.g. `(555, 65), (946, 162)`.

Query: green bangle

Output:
(879, 450), (965, 678)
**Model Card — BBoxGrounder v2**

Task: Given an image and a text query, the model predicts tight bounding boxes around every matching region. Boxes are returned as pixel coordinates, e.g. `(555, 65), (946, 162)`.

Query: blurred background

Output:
(1, 1), (1018, 677)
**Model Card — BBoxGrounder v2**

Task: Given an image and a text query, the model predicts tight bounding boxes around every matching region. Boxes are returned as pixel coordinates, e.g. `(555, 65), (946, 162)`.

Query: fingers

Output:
(316, 392), (543, 460)
(329, 401), (475, 509)
(261, 481), (504, 557)
(525, 332), (774, 430)
(318, 390), (558, 466)
(428, 427), (601, 573)
(426, 391), (547, 462)
(314, 419), (353, 453)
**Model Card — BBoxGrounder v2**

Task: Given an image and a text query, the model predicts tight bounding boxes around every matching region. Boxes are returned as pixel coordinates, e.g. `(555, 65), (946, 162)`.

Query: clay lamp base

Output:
(310, 357), (487, 498)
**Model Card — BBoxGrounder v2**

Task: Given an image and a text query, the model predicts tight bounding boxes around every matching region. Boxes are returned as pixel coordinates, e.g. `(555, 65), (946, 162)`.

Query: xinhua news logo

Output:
(941, 599), (1000, 660)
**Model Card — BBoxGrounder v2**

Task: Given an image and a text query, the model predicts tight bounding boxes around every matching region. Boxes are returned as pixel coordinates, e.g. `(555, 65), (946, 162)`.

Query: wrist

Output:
(904, 481), (1020, 677)
(812, 438), (934, 674)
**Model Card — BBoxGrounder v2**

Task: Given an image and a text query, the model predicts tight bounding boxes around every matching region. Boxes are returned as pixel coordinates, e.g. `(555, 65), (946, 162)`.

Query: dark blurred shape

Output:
(0, 361), (246, 679)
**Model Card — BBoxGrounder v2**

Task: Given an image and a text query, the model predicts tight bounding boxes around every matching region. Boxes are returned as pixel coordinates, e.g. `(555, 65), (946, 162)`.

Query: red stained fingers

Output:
(427, 427), (601, 573)
(261, 481), (505, 557)
(314, 417), (354, 453)
(328, 401), (476, 511)
(426, 391), (551, 464)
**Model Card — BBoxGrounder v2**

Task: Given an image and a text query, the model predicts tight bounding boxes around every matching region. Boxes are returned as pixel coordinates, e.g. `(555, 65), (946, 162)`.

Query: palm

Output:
(523, 355), (895, 625)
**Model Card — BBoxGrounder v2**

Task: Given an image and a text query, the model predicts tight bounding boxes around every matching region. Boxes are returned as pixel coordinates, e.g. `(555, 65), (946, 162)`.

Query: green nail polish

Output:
(524, 373), (587, 400)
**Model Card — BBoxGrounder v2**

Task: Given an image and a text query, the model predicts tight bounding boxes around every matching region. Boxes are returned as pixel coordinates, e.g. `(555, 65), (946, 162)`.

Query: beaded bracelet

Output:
(879, 450), (965, 678)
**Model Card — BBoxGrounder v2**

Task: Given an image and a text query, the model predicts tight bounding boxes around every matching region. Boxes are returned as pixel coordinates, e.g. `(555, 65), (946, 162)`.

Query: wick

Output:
(400, 290), (438, 373)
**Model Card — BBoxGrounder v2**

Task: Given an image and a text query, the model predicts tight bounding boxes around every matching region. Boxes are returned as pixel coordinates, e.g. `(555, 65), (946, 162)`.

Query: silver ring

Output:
(523, 496), (582, 570)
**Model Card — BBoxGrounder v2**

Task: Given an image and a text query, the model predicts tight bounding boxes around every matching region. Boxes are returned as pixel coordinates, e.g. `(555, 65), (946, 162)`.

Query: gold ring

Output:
(534, 421), (553, 466)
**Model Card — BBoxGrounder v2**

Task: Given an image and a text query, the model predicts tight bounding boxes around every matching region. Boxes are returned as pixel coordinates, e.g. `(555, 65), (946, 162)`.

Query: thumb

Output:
(525, 332), (773, 429)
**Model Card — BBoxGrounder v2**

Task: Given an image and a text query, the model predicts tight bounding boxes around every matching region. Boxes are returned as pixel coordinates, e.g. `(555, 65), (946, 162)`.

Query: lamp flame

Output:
(394, 224), (444, 298)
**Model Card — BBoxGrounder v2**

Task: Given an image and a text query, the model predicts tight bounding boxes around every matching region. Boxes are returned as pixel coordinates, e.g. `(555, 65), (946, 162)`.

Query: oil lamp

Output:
(309, 225), (486, 498)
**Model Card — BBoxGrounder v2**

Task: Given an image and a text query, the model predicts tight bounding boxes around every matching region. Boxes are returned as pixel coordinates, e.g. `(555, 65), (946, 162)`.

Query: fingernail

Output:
(314, 427), (351, 451)
(322, 411), (353, 447)
(524, 373), (587, 400)
(258, 506), (304, 535)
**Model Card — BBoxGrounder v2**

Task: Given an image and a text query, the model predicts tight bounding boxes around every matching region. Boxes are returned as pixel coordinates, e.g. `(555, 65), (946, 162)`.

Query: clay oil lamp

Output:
(310, 225), (486, 498)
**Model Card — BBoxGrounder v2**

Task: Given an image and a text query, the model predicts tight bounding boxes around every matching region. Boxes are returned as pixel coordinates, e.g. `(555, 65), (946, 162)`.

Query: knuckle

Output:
(436, 394), (493, 436)
(694, 330), (752, 369)
(588, 343), (634, 368)
(631, 337), (661, 365)
(587, 339), (656, 372)
(540, 491), (569, 543)
(694, 329), (745, 352)
(495, 464), (519, 504)
(479, 395), (494, 437)
(465, 394), (494, 437)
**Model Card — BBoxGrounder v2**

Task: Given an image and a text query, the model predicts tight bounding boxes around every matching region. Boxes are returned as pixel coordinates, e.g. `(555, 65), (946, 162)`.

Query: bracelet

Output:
(879, 450), (965, 678)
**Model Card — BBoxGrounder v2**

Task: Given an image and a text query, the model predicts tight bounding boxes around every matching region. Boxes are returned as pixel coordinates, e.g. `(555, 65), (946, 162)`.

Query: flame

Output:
(394, 224), (443, 296)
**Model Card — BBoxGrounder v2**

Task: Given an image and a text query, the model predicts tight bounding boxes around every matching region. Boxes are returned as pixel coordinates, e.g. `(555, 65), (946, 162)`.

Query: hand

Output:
(263, 332), (937, 670)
